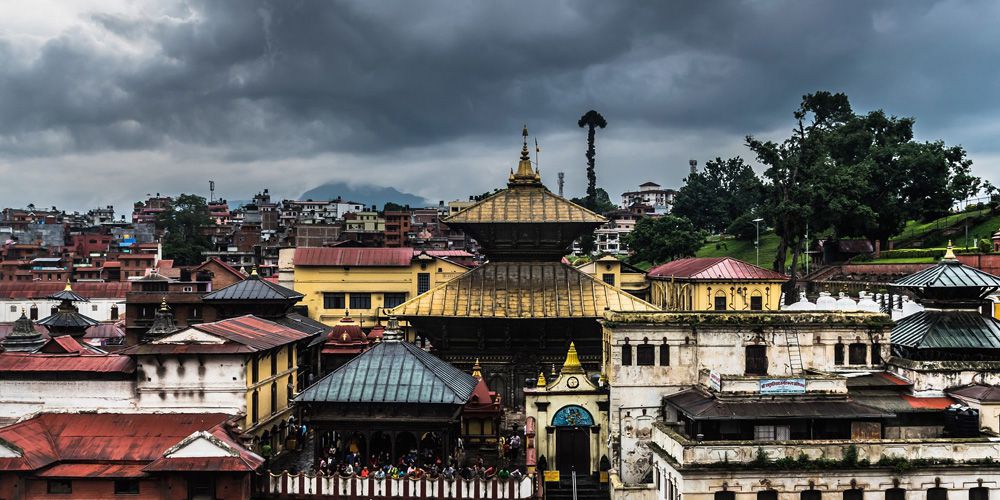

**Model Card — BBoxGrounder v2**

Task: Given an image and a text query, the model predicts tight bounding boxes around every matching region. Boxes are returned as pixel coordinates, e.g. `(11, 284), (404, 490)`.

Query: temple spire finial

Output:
(536, 371), (546, 387)
(64, 279), (72, 291)
(561, 341), (585, 375)
(943, 241), (957, 261)
(472, 358), (482, 379)
(509, 125), (542, 186)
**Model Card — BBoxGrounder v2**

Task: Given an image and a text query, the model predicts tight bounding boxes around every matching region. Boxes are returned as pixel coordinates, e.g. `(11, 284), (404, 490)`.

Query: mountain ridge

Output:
(300, 181), (432, 209)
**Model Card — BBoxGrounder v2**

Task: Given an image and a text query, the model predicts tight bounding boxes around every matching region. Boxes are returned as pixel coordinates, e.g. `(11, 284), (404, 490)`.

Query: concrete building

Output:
(621, 182), (676, 214)
(575, 255), (649, 301)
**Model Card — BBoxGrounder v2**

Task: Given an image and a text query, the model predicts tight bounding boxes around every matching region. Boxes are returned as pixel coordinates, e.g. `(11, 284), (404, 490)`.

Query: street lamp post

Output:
(752, 218), (764, 267)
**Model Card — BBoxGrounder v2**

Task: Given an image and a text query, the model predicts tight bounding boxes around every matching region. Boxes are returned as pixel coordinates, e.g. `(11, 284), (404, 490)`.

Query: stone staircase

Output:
(545, 474), (607, 500)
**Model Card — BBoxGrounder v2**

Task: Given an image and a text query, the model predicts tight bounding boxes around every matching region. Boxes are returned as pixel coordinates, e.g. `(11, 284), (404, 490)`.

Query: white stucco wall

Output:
(0, 298), (123, 322)
(0, 379), (135, 420)
(134, 354), (247, 413)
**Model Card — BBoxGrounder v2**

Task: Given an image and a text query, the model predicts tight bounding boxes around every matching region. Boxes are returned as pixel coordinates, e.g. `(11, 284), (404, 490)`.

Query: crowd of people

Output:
(309, 432), (525, 482)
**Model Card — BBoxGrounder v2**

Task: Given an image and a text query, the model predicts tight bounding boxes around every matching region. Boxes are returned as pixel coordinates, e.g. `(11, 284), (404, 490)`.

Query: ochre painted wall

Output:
(293, 258), (468, 326)
(649, 279), (783, 311)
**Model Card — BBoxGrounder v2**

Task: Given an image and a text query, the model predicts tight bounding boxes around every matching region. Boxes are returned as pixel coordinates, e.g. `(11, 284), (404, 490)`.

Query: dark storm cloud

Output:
(1, 0), (999, 209)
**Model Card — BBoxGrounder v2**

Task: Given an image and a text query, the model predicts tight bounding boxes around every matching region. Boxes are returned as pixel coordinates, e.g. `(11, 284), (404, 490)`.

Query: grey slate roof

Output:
(891, 310), (1000, 349)
(48, 289), (89, 302)
(296, 340), (477, 405)
(202, 275), (303, 302)
(36, 310), (101, 329)
(894, 260), (1000, 289)
(273, 313), (329, 337)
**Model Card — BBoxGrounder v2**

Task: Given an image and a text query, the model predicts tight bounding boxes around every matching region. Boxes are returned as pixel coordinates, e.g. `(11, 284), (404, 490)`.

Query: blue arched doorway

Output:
(552, 405), (594, 476)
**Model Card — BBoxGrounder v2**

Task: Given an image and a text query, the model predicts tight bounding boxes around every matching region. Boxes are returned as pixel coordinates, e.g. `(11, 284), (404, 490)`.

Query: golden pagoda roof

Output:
(560, 341), (585, 375)
(388, 261), (659, 319)
(444, 126), (606, 225)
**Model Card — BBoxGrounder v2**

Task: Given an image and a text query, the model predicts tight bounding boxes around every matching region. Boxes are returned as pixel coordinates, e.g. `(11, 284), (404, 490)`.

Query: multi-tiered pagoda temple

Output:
(391, 128), (658, 409)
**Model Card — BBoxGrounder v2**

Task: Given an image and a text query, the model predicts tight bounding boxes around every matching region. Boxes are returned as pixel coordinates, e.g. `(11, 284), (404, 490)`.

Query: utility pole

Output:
(209, 180), (215, 203)
(753, 218), (763, 267)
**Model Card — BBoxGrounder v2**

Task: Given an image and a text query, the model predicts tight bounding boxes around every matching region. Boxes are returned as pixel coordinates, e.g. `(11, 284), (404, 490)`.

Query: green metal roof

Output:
(891, 310), (1000, 350)
(296, 340), (476, 405)
(893, 260), (1000, 289)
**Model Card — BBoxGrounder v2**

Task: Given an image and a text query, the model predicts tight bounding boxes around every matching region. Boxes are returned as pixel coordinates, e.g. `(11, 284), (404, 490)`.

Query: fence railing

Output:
(260, 472), (537, 499)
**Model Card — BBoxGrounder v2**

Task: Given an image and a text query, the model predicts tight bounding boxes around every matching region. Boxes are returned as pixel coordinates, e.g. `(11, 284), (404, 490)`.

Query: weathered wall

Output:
(134, 354), (246, 413)
(0, 379), (135, 421)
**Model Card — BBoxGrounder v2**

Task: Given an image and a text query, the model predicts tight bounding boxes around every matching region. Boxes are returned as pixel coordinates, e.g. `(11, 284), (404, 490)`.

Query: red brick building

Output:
(0, 413), (262, 499)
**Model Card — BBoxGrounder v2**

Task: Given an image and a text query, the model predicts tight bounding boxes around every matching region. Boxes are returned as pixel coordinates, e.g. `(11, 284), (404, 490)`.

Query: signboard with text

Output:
(707, 370), (722, 391)
(759, 378), (806, 395)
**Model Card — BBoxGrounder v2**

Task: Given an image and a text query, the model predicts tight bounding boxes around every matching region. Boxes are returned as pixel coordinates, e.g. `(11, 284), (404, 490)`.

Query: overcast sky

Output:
(1, 0), (999, 212)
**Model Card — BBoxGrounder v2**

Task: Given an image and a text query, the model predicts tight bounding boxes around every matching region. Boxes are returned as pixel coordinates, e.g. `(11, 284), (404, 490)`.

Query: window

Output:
(927, 488), (948, 500)
(383, 292), (407, 308)
(349, 293), (372, 309)
(885, 489), (906, 500)
(114, 479), (140, 494)
(659, 342), (670, 366)
(753, 425), (789, 441)
(637, 344), (655, 366)
(29, 306), (37, 320)
(323, 292), (345, 309)
(47, 479), (72, 494)
(714, 295), (727, 311)
(417, 273), (431, 294)
(190, 306), (201, 319)
(9, 305), (15, 312)
(602, 273), (615, 286)
(621, 341), (633, 366)
(801, 490), (822, 500)
(758, 491), (778, 500)
(745, 345), (767, 375)
(189, 477), (215, 499)
(251, 390), (259, 424)
(287, 346), (294, 370)
(251, 356), (259, 384)
(834, 342), (844, 365)
(849, 343), (867, 365)
(111, 305), (119, 320)
(750, 295), (763, 310)
(970, 488), (989, 500)
(270, 352), (277, 375)
(715, 493), (735, 500)
(270, 382), (278, 414)
(871, 342), (882, 365)
(844, 490), (863, 500)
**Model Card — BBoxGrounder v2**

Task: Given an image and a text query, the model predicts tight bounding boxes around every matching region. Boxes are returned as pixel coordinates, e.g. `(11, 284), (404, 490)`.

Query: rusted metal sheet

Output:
(294, 247), (415, 267)
(0, 281), (131, 299)
(648, 257), (787, 281)
(0, 353), (134, 373)
(851, 421), (882, 439)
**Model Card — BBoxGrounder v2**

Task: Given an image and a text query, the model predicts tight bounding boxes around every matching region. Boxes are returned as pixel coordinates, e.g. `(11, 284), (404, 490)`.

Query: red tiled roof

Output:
(102, 261), (121, 267)
(647, 257), (788, 281)
(121, 315), (312, 355)
(40, 335), (87, 354)
(0, 282), (131, 299)
(0, 353), (134, 373)
(294, 247), (415, 267)
(0, 413), (236, 473)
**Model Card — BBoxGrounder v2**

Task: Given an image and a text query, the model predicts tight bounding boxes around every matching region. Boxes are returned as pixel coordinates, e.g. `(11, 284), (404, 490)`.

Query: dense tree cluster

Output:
(156, 194), (213, 266)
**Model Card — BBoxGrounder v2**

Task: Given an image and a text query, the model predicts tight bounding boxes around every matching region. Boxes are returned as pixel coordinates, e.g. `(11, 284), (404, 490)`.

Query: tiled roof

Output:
(0, 282), (131, 299)
(664, 389), (893, 420)
(389, 261), (659, 319)
(0, 353), (134, 373)
(297, 340), (476, 405)
(647, 257), (788, 281)
(892, 310), (1000, 350)
(948, 384), (1000, 402)
(444, 186), (605, 224)
(894, 259), (1000, 289)
(202, 274), (303, 301)
(0, 413), (236, 473)
(294, 247), (416, 267)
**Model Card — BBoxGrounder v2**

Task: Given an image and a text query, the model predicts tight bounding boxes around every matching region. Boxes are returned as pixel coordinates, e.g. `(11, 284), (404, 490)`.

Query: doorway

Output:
(555, 428), (590, 475)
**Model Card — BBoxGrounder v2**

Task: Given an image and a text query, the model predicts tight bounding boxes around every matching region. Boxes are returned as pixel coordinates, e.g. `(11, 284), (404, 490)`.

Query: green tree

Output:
(672, 157), (764, 234)
(156, 194), (213, 266)
(578, 110), (608, 208)
(624, 215), (706, 264)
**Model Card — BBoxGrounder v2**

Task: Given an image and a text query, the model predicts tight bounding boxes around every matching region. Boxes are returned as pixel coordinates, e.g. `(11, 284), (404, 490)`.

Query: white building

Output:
(595, 211), (640, 254)
(621, 182), (676, 214)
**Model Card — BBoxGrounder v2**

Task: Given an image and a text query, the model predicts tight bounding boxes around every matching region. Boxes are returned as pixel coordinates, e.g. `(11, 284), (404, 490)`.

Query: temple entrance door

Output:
(555, 428), (590, 475)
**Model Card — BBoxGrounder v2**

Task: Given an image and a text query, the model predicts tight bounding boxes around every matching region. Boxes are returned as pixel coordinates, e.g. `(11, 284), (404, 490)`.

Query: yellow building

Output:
(575, 255), (650, 302)
(124, 315), (312, 452)
(290, 247), (469, 326)
(344, 211), (385, 232)
(647, 257), (787, 311)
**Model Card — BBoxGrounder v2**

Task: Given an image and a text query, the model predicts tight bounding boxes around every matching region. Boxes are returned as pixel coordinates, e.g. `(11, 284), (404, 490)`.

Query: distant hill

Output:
(300, 182), (431, 209)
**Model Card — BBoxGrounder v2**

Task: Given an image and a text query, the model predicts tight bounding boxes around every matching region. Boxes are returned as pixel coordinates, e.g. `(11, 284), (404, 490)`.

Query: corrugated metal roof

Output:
(36, 463), (147, 478)
(294, 247), (416, 267)
(48, 289), (89, 302)
(389, 261), (659, 319)
(444, 186), (606, 224)
(272, 313), (330, 337)
(0, 413), (233, 472)
(202, 274), (303, 301)
(648, 257), (788, 281)
(894, 260), (1000, 289)
(0, 282), (131, 299)
(0, 353), (134, 373)
(948, 384), (1000, 402)
(191, 315), (312, 350)
(296, 340), (477, 405)
(36, 310), (100, 329)
(891, 311), (1000, 349)
(664, 389), (894, 420)
(852, 393), (955, 413)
